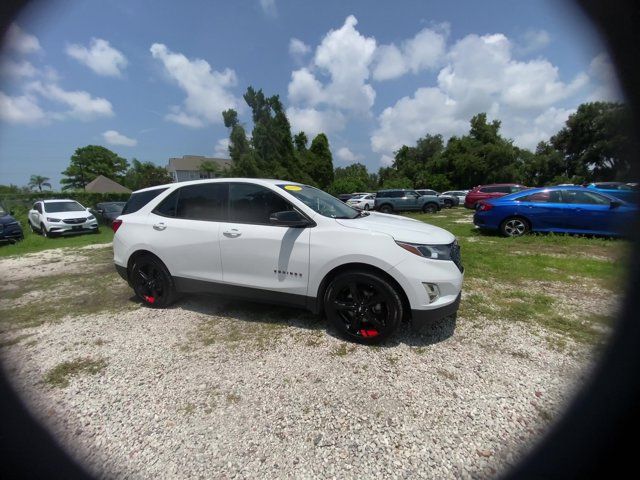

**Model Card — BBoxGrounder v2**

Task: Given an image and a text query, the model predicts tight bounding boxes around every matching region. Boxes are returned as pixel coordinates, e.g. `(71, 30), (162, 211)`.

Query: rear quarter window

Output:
(122, 188), (168, 215)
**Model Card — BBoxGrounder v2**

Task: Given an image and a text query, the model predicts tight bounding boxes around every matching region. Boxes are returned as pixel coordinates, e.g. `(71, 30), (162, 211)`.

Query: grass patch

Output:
(44, 357), (107, 388)
(0, 333), (34, 348)
(0, 227), (113, 258)
(331, 343), (356, 357)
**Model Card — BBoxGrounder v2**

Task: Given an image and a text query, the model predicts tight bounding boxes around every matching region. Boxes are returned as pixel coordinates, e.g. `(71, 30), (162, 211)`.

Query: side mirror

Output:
(269, 210), (310, 228)
(610, 200), (622, 208)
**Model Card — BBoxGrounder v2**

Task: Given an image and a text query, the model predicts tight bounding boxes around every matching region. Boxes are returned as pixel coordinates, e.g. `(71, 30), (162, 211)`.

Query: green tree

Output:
(61, 145), (129, 190)
(124, 159), (172, 190)
(199, 160), (220, 178)
(294, 132), (308, 152)
(307, 134), (334, 189)
(330, 163), (374, 194)
(550, 101), (633, 181)
(28, 175), (52, 192)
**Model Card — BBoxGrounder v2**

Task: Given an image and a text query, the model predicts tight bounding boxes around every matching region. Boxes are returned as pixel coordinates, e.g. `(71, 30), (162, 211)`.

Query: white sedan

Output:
(346, 194), (375, 210)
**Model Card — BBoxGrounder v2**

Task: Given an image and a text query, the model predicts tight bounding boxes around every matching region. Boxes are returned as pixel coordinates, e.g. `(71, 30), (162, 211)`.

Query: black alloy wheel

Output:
(131, 255), (177, 308)
(40, 223), (49, 237)
(422, 203), (438, 213)
(364, 203), (370, 210)
(324, 271), (403, 344)
(444, 199), (453, 208)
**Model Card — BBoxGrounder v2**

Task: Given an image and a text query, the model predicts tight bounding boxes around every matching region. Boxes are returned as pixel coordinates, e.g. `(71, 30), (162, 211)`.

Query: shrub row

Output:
(0, 192), (132, 210)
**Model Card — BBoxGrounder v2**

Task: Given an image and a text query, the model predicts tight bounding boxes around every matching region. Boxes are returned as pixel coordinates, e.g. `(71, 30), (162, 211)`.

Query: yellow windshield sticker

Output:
(284, 185), (302, 191)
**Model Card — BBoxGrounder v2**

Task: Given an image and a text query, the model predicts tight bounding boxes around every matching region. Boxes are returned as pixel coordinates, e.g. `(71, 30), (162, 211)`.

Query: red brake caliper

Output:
(360, 329), (379, 338)
(144, 295), (155, 304)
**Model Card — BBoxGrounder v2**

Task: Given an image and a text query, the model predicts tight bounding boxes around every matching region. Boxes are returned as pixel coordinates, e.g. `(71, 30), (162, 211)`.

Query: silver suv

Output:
(374, 189), (441, 214)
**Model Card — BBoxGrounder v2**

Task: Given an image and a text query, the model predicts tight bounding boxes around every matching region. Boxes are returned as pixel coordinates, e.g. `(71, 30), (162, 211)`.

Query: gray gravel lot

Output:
(0, 244), (606, 479)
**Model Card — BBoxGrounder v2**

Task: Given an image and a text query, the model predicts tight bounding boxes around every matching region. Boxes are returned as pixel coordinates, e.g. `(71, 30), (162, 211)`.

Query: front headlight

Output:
(47, 217), (61, 222)
(395, 240), (453, 260)
(87, 215), (95, 221)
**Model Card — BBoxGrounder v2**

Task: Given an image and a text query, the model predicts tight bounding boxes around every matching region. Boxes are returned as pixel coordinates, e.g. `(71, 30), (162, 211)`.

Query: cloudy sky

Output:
(0, 0), (621, 188)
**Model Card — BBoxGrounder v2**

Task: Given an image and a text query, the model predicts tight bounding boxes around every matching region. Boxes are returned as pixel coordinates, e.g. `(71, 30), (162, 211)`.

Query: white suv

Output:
(113, 179), (463, 343)
(28, 199), (99, 237)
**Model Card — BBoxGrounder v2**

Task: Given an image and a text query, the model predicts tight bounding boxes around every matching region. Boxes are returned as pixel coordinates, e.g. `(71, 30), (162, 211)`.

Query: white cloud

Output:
(286, 107), (345, 138)
(587, 52), (623, 101)
(371, 31), (590, 157)
(372, 26), (448, 81)
(336, 147), (363, 163)
(0, 91), (46, 124)
(4, 24), (41, 54)
(288, 15), (376, 117)
(516, 29), (551, 56)
(27, 81), (114, 120)
(289, 38), (311, 62)
(150, 43), (239, 127)
(0, 59), (38, 79)
(380, 154), (394, 167)
(214, 138), (230, 158)
(102, 130), (137, 146)
(66, 38), (128, 77)
(259, 0), (277, 17)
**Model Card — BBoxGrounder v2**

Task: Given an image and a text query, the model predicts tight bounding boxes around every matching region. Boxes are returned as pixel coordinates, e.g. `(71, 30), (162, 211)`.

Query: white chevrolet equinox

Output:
(113, 179), (463, 344)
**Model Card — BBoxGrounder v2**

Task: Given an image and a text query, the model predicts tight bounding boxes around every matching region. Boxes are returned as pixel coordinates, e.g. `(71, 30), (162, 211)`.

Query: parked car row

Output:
(338, 189), (471, 214)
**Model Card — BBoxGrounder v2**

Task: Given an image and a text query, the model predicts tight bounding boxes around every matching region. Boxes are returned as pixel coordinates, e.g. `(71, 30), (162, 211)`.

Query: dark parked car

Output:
(374, 189), (441, 214)
(464, 183), (528, 209)
(0, 203), (24, 243)
(473, 186), (637, 237)
(584, 182), (638, 203)
(94, 202), (125, 225)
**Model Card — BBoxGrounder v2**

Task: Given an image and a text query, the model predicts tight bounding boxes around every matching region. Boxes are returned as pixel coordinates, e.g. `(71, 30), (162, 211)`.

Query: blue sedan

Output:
(473, 186), (637, 237)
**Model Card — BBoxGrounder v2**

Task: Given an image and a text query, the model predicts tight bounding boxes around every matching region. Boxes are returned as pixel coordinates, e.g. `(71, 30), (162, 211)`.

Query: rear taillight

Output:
(477, 202), (493, 211)
(112, 219), (123, 233)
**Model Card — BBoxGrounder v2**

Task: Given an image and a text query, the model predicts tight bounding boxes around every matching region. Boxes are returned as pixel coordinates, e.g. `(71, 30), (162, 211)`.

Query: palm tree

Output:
(28, 175), (52, 192)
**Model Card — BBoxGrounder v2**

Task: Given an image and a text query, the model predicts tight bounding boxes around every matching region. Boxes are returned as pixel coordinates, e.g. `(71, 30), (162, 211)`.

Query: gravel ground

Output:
(0, 244), (607, 479)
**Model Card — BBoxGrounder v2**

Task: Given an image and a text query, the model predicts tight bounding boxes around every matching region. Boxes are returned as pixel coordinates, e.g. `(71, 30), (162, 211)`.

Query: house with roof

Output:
(166, 155), (231, 182)
(84, 175), (131, 193)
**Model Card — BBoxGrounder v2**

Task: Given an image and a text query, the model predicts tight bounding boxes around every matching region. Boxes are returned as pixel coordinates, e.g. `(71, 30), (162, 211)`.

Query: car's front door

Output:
(147, 183), (226, 282)
(219, 183), (310, 299)
(398, 191), (421, 211)
(559, 190), (613, 232)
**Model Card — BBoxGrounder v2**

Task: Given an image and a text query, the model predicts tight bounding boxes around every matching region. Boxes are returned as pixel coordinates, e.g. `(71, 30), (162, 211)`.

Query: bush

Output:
(0, 192), (131, 211)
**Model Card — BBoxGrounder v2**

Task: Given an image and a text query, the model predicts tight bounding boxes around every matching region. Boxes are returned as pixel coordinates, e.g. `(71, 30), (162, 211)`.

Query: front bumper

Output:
(48, 221), (99, 235)
(411, 292), (461, 326)
(0, 223), (24, 241)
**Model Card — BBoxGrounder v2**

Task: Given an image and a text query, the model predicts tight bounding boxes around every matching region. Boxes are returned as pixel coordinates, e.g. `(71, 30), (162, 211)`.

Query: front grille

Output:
(63, 218), (87, 224)
(450, 241), (463, 273)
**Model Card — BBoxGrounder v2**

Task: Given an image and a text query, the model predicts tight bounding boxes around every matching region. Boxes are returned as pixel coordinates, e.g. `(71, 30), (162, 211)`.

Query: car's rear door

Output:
(516, 190), (566, 230)
(148, 183), (226, 282)
(219, 182), (310, 300)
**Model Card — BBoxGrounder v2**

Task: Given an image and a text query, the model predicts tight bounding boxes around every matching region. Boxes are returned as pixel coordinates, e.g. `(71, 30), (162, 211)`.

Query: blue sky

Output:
(0, 0), (620, 189)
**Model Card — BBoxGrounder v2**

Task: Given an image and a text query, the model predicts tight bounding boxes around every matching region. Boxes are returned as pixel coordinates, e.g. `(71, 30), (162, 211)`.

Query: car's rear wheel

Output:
(422, 203), (438, 213)
(443, 199), (453, 208)
(130, 255), (177, 308)
(324, 271), (403, 344)
(379, 204), (393, 214)
(501, 217), (530, 237)
(363, 203), (370, 210)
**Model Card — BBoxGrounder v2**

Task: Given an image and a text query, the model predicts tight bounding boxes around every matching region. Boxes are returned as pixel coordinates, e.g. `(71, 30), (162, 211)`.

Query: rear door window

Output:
(176, 183), (227, 221)
(561, 190), (610, 205)
(519, 191), (561, 203)
(122, 188), (167, 215)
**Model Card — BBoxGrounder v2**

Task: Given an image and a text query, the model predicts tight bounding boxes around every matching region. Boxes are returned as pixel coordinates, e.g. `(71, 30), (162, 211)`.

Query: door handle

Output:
(223, 228), (241, 238)
(153, 222), (167, 231)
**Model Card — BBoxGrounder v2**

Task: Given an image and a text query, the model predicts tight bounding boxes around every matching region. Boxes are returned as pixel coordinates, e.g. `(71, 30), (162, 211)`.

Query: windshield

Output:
(44, 201), (85, 213)
(278, 184), (360, 219)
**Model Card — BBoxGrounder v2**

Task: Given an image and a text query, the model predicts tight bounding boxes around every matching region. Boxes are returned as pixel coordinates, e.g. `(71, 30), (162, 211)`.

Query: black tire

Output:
(443, 199), (453, 208)
(500, 217), (530, 237)
(40, 223), (49, 238)
(363, 203), (370, 211)
(324, 270), (403, 344)
(28, 221), (36, 233)
(422, 203), (438, 214)
(379, 204), (393, 214)
(130, 255), (177, 308)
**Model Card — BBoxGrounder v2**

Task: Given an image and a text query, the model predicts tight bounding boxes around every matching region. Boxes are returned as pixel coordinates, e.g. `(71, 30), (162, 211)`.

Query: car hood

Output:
(0, 213), (18, 225)
(335, 212), (455, 244)
(44, 210), (91, 219)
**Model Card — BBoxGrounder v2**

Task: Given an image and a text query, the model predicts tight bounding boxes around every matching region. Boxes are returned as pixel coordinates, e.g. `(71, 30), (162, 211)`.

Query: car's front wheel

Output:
(443, 199), (453, 208)
(40, 223), (50, 238)
(500, 217), (530, 237)
(130, 255), (177, 308)
(363, 203), (370, 210)
(324, 270), (403, 344)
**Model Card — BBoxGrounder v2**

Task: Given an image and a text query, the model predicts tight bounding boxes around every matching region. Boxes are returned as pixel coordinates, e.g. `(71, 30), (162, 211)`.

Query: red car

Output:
(464, 183), (529, 209)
